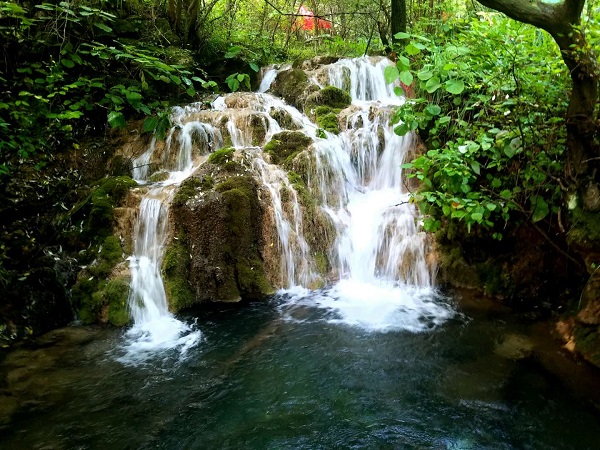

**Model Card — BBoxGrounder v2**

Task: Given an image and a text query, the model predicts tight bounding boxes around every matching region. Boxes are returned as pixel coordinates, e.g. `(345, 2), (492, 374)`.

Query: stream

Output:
(1, 291), (600, 449)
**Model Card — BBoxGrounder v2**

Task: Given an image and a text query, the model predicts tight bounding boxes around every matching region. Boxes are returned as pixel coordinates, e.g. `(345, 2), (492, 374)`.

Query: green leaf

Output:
(249, 62), (259, 72)
(224, 46), (242, 59)
(425, 77), (441, 93)
(226, 77), (240, 92)
(399, 70), (413, 85)
(60, 59), (75, 68)
(125, 90), (143, 107)
(108, 111), (126, 128)
(530, 196), (549, 222)
(470, 160), (481, 175)
(94, 22), (112, 33)
(384, 65), (399, 84)
(425, 104), (441, 116)
(394, 123), (410, 136)
(394, 32), (411, 40)
(143, 116), (158, 133)
(405, 43), (422, 56)
(445, 79), (465, 95)
(397, 56), (410, 71)
(503, 143), (517, 158)
(417, 70), (433, 81)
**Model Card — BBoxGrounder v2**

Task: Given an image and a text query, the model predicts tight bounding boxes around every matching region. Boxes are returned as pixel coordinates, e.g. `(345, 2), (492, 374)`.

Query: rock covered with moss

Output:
(269, 68), (316, 110)
(164, 156), (274, 308)
(69, 176), (139, 326)
(264, 131), (313, 166)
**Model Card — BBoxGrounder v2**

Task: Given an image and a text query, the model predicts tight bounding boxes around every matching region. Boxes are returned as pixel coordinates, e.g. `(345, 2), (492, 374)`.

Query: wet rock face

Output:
(166, 169), (273, 307)
(270, 69), (316, 110)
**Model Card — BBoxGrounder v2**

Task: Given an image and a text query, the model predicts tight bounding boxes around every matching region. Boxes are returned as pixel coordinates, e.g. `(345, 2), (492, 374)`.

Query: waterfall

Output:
(119, 56), (452, 362)
(119, 118), (223, 363)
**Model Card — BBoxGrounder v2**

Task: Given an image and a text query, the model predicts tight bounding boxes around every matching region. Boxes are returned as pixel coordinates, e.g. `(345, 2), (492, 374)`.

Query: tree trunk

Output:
(477, 0), (599, 183)
(391, 0), (407, 40)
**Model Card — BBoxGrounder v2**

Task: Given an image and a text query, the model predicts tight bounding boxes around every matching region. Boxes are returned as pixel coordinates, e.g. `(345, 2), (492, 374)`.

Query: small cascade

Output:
(253, 157), (318, 288)
(121, 186), (200, 363)
(274, 56), (453, 331)
(119, 113), (224, 363)
(119, 56), (452, 356)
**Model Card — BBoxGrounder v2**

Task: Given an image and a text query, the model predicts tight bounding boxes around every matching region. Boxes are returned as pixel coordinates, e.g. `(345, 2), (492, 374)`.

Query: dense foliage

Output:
(388, 16), (571, 237)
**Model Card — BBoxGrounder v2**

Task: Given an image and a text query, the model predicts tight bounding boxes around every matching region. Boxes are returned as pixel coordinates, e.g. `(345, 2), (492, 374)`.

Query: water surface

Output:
(1, 290), (599, 449)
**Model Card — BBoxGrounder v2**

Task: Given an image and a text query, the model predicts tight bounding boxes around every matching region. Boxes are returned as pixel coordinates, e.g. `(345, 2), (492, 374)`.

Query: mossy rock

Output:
(148, 171), (170, 183)
(316, 112), (340, 135)
(162, 46), (194, 69)
(208, 147), (235, 165)
(163, 233), (195, 312)
(75, 277), (131, 326)
(269, 107), (299, 130)
(86, 176), (137, 239)
(270, 69), (310, 109)
(305, 86), (351, 113)
(286, 171), (335, 276)
(567, 208), (600, 245)
(170, 175), (274, 306)
(574, 324), (600, 367)
(264, 131), (312, 166)
(104, 278), (131, 326)
(71, 235), (129, 325)
(173, 175), (213, 207)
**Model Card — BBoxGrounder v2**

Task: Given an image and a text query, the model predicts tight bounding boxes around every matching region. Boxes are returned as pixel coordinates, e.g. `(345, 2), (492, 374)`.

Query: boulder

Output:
(165, 167), (274, 308)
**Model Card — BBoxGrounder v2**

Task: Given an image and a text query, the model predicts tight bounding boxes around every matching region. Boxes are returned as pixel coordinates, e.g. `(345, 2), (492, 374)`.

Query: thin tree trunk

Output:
(391, 0), (407, 40)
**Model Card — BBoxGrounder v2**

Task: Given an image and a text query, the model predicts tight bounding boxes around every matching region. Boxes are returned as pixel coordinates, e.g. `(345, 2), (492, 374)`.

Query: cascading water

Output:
(118, 119), (223, 363)
(275, 57), (454, 330)
(120, 56), (453, 363)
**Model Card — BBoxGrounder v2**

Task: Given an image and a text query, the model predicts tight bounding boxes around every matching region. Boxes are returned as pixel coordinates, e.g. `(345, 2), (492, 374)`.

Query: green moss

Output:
(269, 108), (297, 130)
(271, 69), (310, 108)
(86, 176), (137, 239)
(72, 235), (128, 324)
(88, 235), (122, 279)
(223, 160), (242, 172)
(568, 208), (600, 245)
(215, 177), (273, 299)
(236, 256), (274, 299)
(306, 86), (351, 113)
(104, 279), (131, 326)
(162, 233), (195, 312)
(314, 105), (332, 116)
(148, 171), (169, 182)
(263, 131), (312, 166)
(316, 112), (340, 134)
(574, 325), (600, 366)
(173, 176), (212, 207)
(208, 147), (235, 165)
(314, 251), (329, 275)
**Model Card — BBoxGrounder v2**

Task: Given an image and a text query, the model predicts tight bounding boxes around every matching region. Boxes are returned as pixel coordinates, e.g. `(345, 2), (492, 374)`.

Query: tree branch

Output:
(476, 0), (585, 36)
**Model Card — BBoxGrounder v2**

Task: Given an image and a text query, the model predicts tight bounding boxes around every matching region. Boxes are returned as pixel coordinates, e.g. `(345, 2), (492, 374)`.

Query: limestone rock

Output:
(166, 170), (273, 308)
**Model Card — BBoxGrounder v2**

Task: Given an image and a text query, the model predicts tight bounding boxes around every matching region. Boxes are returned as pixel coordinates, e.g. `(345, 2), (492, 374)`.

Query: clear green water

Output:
(1, 291), (599, 449)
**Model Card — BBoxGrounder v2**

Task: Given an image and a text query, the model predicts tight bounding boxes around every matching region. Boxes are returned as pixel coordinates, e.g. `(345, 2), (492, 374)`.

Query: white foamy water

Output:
(265, 57), (454, 331)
